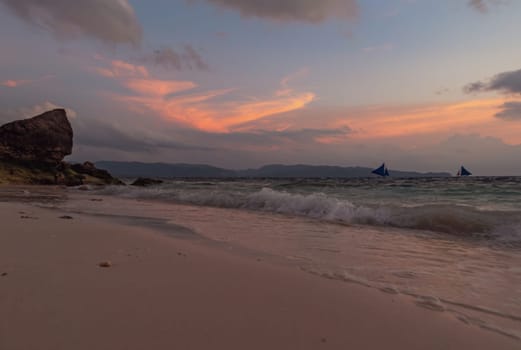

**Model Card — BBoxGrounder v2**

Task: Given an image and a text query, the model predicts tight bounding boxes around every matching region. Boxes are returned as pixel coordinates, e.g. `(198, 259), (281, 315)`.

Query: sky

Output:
(1, 0), (521, 175)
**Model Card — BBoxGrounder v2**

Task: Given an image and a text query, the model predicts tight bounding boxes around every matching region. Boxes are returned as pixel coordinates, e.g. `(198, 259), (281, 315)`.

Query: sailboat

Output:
(372, 163), (390, 177)
(457, 166), (472, 177)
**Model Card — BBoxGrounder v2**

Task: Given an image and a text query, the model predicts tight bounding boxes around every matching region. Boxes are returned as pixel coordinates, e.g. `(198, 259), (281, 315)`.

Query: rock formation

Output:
(0, 109), (122, 186)
(70, 162), (124, 185)
(0, 109), (72, 164)
(130, 177), (164, 187)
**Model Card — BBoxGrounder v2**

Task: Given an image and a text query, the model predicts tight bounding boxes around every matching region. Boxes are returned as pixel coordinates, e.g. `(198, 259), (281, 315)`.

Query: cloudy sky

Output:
(1, 0), (521, 175)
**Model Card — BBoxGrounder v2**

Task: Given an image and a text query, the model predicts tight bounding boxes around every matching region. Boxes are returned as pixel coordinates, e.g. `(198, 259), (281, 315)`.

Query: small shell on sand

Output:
(98, 261), (112, 268)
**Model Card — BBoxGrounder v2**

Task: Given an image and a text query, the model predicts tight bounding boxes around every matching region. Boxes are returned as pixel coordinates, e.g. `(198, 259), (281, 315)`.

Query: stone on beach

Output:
(98, 261), (112, 268)
(131, 177), (164, 187)
(71, 162), (124, 185)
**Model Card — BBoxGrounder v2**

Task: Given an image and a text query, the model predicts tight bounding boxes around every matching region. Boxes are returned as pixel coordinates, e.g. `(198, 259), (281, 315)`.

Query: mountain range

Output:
(95, 161), (451, 178)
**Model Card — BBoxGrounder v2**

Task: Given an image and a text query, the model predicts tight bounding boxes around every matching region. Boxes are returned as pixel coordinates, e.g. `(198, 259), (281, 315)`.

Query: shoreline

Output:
(1, 191), (520, 349)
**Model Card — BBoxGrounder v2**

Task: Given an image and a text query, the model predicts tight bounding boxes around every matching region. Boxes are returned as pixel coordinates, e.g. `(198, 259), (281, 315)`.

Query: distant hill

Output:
(95, 161), (451, 178)
(95, 161), (235, 178)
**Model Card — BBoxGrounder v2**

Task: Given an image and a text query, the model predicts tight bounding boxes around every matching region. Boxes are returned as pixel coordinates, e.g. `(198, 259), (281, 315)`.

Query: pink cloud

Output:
(124, 79), (196, 97)
(277, 68), (310, 97)
(94, 59), (315, 132)
(1, 75), (54, 88)
(1, 79), (30, 88)
(94, 59), (149, 78)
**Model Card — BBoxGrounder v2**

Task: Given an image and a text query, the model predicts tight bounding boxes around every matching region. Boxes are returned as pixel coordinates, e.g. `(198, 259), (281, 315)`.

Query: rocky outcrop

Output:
(130, 177), (163, 187)
(70, 162), (124, 185)
(0, 109), (72, 164)
(0, 109), (123, 186)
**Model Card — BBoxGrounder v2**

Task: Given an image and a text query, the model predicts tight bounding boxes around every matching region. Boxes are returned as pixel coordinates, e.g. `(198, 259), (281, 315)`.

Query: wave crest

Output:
(93, 186), (521, 239)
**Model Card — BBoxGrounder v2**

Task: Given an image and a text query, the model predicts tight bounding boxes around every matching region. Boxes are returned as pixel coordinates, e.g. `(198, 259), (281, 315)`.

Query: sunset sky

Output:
(1, 0), (521, 175)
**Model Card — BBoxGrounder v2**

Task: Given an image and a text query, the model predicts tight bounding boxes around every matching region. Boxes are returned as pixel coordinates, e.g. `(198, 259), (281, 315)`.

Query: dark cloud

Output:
(435, 88), (450, 96)
(143, 45), (208, 71)
(0, 0), (142, 45)
(468, 0), (488, 12)
(202, 0), (358, 23)
(468, 0), (507, 13)
(464, 68), (521, 122)
(73, 118), (213, 153)
(464, 68), (521, 94)
(463, 81), (487, 94)
(495, 102), (521, 120)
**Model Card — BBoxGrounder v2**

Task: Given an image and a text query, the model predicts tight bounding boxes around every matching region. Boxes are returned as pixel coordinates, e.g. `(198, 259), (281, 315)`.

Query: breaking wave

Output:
(93, 186), (521, 239)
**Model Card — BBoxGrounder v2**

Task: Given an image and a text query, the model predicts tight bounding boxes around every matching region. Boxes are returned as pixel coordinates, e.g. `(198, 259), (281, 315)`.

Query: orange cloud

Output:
(314, 134), (347, 145)
(124, 79), (196, 97)
(339, 98), (521, 145)
(1, 79), (30, 87)
(95, 59), (315, 132)
(116, 88), (232, 129)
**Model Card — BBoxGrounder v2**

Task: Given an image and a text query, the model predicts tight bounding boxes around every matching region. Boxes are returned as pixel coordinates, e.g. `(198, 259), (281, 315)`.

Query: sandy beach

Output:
(0, 191), (519, 350)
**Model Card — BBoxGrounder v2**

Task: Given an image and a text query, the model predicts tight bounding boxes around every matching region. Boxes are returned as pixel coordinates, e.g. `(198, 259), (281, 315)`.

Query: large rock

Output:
(0, 109), (72, 164)
(0, 109), (123, 186)
(70, 162), (124, 185)
(131, 177), (163, 187)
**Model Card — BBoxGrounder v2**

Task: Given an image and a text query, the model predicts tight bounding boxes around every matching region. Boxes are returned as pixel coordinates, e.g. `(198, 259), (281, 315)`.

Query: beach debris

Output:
(393, 271), (417, 279)
(98, 261), (112, 268)
(321, 337), (327, 343)
(177, 252), (187, 257)
(380, 286), (400, 295)
(20, 215), (37, 219)
(1, 272), (7, 277)
(457, 315), (470, 324)
(59, 215), (74, 220)
(415, 296), (446, 312)
(89, 198), (103, 202)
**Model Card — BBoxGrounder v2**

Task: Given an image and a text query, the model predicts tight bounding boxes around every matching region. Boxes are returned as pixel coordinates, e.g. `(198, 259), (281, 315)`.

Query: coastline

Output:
(0, 189), (519, 349)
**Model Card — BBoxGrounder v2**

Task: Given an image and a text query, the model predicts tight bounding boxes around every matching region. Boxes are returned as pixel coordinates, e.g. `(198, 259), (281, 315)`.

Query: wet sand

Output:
(0, 196), (519, 350)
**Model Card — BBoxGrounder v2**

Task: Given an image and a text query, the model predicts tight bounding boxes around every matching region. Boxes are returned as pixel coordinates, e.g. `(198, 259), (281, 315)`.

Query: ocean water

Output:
(63, 177), (521, 339)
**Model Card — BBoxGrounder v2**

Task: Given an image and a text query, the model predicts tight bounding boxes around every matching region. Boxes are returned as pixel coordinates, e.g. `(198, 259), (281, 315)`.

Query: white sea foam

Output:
(92, 185), (521, 239)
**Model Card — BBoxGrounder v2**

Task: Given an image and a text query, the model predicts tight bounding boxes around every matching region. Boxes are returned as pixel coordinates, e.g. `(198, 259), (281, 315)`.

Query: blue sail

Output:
(460, 166), (472, 176)
(372, 163), (389, 177)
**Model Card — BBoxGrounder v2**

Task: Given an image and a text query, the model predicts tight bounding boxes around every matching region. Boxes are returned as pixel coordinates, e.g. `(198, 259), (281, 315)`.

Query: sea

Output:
(40, 176), (521, 340)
